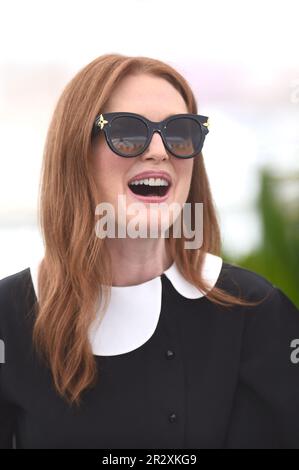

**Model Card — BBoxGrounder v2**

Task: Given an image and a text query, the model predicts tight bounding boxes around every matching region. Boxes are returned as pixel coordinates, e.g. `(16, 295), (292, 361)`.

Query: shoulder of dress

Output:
(217, 261), (276, 302)
(0, 266), (30, 294)
(218, 263), (299, 332)
(0, 267), (34, 329)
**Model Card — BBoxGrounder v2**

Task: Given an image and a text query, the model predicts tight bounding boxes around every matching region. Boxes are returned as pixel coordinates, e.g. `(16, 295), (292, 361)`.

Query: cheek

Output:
(174, 160), (194, 196)
(93, 143), (114, 176)
(92, 147), (131, 198)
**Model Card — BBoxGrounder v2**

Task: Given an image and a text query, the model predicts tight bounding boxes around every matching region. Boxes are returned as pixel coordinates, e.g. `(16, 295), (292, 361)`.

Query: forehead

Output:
(103, 73), (188, 121)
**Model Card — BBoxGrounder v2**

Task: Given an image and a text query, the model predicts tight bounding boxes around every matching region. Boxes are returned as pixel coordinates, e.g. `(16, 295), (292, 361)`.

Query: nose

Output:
(141, 130), (169, 161)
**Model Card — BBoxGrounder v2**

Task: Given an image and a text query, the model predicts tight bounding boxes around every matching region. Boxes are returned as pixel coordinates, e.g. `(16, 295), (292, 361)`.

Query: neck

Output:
(105, 237), (173, 287)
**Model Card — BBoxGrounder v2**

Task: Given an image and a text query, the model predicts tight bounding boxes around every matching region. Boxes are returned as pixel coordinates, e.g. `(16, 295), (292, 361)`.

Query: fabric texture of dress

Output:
(0, 253), (299, 449)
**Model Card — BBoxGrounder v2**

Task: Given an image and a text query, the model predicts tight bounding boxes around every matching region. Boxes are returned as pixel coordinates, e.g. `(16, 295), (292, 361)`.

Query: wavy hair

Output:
(32, 53), (266, 406)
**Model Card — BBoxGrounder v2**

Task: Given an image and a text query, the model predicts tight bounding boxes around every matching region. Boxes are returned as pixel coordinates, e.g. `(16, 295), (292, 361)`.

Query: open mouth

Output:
(128, 178), (171, 198)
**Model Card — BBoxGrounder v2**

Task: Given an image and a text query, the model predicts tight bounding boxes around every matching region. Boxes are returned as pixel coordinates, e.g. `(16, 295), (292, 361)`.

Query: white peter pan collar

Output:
(29, 253), (223, 357)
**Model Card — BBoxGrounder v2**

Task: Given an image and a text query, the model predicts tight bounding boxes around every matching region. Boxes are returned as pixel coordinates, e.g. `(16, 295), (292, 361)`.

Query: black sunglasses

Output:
(91, 112), (210, 159)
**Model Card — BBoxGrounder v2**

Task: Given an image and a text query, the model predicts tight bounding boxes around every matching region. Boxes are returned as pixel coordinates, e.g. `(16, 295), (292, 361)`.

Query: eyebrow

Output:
(163, 113), (183, 119)
(104, 112), (188, 121)
(144, 112), (186, 121)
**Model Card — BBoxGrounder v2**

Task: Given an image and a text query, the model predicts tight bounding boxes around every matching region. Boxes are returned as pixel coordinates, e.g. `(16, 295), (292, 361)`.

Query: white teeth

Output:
(129, 177), (169, 186)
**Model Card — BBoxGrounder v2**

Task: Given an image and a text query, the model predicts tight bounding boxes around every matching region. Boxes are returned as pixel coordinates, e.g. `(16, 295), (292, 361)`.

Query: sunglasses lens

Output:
(165, 118), (203, 157)
(110, 116), (148, 156)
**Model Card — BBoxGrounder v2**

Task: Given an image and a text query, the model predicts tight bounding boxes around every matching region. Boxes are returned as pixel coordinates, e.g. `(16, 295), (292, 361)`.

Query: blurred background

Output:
(0, 0), (298, 306)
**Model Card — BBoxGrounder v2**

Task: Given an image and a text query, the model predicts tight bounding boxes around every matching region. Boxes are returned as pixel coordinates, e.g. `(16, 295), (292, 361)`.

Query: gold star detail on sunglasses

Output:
(97, 114), (109, 129)
(203, 118), (210, 129)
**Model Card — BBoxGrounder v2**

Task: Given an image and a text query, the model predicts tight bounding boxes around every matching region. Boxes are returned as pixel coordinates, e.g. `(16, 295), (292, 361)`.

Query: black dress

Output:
(0, 253), (299, 449)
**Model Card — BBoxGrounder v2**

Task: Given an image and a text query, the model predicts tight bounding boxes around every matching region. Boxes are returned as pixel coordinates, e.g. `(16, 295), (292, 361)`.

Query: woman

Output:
(0, 53), (299, 450)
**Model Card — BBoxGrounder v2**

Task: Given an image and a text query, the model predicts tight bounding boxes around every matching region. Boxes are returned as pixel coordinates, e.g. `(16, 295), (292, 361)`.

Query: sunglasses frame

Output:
(91, 112), (210, 159)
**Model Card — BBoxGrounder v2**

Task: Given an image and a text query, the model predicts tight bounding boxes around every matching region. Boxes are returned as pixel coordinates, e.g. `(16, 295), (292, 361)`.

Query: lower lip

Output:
(127, 185), (171, 203)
